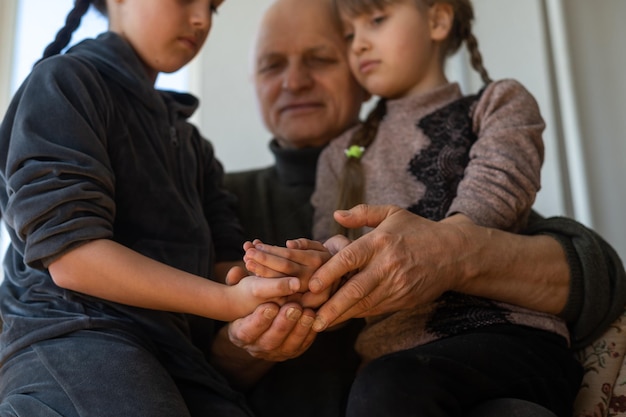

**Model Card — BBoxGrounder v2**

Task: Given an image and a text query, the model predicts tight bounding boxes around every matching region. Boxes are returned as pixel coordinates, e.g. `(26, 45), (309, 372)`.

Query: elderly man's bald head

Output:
(252, 0), (367, 149)
(258, 0), (343, 42)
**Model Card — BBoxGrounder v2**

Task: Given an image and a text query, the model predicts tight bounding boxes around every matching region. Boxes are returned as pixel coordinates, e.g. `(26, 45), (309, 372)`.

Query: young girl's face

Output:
(108, 0), (224, 83)
(340, 0), (449, 99)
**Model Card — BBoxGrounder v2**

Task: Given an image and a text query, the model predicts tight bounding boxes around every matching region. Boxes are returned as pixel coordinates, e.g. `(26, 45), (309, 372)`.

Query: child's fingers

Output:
(323, 234), (352, 255)
(248, 276), (301, 298)
(286, 238), (326, 251)
(248, 245), (329, 274)
(225, 265), (247, 285)
(244, 259), (286, 278)
(245, 247), (306, 276)
(300, 289), (330, 309)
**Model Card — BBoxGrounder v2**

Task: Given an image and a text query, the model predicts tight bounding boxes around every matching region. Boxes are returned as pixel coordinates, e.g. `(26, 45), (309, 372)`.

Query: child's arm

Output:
(48, 239), (300, 322)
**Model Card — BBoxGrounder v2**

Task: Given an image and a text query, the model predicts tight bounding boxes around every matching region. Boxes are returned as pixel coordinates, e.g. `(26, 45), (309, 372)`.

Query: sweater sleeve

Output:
(524, 211), (626, 349)
(448, 79), (545, 232)
(0, 56), (115, 269)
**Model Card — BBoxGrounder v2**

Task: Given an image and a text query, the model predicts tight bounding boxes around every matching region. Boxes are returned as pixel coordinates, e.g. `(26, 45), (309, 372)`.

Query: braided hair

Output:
(331, 0), (490, 238)
(39, 0), (107, 61)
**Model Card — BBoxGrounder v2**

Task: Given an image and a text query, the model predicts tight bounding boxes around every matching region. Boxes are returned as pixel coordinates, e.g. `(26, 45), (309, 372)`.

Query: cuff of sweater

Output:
(537, 231), (584, 323)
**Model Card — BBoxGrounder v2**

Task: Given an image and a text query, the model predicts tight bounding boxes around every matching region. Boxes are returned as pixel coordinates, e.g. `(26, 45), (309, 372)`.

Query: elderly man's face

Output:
(254, 0), (367, 149)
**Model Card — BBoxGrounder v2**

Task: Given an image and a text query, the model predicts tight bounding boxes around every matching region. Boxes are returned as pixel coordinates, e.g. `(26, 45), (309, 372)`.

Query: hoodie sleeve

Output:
(523, 211), (626, 349)
(0, 55), (116, 269)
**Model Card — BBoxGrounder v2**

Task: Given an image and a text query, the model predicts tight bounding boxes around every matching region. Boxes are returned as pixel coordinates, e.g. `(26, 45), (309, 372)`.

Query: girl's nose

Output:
(190, 4), (211, 29)
(351, 31), (370, 55)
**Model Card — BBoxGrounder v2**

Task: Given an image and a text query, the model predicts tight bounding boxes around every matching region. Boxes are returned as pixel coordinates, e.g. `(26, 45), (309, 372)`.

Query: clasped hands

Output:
(224, 204), (461, 362)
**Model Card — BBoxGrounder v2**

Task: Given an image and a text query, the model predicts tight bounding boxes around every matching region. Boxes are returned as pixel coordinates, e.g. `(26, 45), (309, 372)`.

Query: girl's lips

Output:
(178, 37), (198, 51)
(359, 59), (379, 74)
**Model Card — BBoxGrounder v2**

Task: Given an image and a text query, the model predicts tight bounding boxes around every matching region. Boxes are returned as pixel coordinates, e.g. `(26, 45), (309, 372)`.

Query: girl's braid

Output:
(451, 0), (491, 84)
(40, 0), (92, 60)
(334, 98), (387, 238)
(465, 31), (491, 85)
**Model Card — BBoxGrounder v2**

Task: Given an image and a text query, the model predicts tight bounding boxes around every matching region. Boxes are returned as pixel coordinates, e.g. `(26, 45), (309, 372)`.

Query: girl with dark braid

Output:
(313, 1), (581, 416)
(0, 1), (301, 416)
(245, 0), (582, 416)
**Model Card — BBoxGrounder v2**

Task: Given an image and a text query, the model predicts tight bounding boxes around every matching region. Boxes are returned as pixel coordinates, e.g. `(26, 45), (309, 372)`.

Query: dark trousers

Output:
(248, 319), (364, 417)
(0, 329), (252, 417)
(347, 325), (582, 417)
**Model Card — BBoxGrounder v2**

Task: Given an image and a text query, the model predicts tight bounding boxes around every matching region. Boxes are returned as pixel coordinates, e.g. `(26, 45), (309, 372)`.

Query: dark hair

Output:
(333, 98), (387, 239)
(40, 0), (107, 61)
(333, 0), (491, 85)
(331, 0), (491, 238)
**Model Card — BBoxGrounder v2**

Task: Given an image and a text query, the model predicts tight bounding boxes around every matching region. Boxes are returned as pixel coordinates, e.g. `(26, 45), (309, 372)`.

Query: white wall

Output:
(0, 0), (17, 116)
(190, 0), (275, 172)
(563, 0), (626, 261)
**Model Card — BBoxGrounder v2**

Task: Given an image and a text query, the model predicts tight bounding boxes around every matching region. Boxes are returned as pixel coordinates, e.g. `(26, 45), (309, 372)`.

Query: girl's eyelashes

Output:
(371, 13), (386, 26)
(210, 0), (224, 14)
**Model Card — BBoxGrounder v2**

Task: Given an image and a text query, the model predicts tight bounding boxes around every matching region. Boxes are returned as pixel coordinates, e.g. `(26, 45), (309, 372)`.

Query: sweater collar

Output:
(270, 139), (324, 186)
(385, 82), (462, 124)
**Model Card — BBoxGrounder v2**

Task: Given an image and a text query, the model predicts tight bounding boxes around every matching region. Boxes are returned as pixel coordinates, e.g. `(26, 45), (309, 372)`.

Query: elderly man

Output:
(213, 0), (626, 416)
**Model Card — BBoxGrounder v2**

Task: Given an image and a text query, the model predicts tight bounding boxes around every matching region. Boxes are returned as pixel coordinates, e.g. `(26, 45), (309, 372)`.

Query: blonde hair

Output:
(332, 0), (490, 238)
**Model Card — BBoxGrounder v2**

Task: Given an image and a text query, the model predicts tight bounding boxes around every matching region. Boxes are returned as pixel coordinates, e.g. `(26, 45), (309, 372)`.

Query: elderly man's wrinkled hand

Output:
(227, 302), (317, 362)
(309, 204), (464, 331)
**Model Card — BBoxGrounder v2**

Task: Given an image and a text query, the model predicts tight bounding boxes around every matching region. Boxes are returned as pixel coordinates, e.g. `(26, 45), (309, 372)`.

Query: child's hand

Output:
(297, 234), (355, 308)
(243, 238), (331, 290)
(322, 234), (352, 255)
(225, 265), (247, 286)
(227, 274), (301, 319)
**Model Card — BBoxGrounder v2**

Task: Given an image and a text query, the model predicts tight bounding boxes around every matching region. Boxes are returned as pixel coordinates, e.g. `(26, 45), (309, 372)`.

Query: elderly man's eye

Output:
(310, 56), (337, 66)
(258, 60), (284, 74)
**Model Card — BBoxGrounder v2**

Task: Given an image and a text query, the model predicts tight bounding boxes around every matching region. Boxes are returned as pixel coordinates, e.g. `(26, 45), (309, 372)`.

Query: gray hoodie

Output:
(0, 31), (244, 401)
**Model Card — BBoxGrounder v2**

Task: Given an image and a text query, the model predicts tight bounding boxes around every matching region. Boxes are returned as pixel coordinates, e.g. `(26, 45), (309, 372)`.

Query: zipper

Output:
(169, 125), (179, 147)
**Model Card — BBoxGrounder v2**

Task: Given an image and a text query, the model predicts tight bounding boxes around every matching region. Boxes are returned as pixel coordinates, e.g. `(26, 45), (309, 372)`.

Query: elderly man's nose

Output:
(282, 64), (313, 90)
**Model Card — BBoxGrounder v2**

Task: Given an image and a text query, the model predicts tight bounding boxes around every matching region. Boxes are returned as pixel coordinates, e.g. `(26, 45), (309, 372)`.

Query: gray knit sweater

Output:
(312, 80), (568, 363)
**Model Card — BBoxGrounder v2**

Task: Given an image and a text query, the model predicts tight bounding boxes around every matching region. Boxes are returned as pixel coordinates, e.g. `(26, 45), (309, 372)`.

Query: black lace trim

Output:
(425, 292), (512, 338)
(407, 92), (482, 220)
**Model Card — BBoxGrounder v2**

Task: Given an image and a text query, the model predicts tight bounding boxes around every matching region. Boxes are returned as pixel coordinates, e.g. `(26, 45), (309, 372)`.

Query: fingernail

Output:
(299, 315), (314, 327)
(263, 307), (277, 319)
(309, 278), (321, 293)
(312, 317), (326, 332)
(289, 278), (301, 292)
(286, 307), (302, 321)
(336, 210), (351, 217)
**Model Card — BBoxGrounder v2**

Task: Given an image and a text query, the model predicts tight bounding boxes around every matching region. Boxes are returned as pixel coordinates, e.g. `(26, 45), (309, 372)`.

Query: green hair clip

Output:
(344, 145), (365, 159)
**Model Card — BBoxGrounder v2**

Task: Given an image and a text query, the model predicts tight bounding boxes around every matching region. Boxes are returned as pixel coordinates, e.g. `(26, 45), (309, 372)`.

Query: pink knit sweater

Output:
(312, 80), (568, 363)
